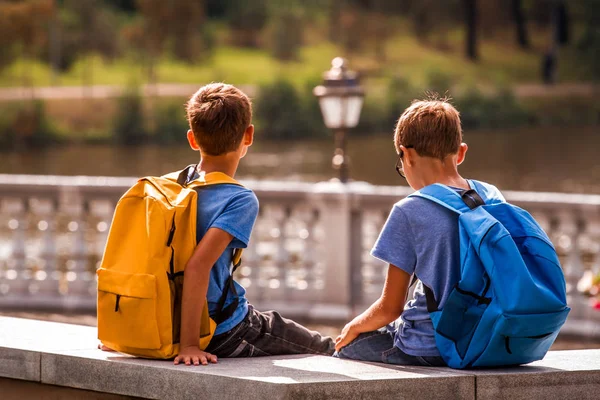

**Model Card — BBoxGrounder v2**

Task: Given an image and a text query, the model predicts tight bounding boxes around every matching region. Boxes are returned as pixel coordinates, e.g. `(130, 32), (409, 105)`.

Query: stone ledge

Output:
(1, 317), (599, 400)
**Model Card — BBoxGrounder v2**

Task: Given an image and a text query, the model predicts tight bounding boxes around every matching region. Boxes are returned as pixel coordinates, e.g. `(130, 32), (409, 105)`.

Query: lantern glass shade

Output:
(318, 95), (364, 129)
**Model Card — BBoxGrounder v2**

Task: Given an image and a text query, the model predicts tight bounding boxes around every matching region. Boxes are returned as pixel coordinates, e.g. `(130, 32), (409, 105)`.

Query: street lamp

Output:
(313, 57), (364, 183)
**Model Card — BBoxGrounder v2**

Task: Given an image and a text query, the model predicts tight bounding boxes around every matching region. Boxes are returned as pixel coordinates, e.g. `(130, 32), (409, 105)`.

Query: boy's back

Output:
(171, 83), (334, 365)
(193, 181), (258, 334)
(372, 192), (465, 357)
(334, 96), (476, 366)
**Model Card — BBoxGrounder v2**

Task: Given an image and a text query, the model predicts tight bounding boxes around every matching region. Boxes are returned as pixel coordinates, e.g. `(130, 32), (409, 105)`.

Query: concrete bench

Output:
(1, 317), (599, 400)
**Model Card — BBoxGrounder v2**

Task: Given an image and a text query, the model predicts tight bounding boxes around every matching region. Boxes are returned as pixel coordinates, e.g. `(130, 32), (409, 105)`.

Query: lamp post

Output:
(313, 57), (364, 183)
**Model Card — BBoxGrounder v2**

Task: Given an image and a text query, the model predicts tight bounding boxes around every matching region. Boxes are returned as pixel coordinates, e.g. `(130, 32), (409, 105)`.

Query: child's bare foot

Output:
(98, 343), (116, 352)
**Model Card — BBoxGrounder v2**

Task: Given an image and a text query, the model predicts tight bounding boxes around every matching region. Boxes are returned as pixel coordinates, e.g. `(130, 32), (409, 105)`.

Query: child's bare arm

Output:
(174, 227), (233, 366)
(335, 265), (410, 351)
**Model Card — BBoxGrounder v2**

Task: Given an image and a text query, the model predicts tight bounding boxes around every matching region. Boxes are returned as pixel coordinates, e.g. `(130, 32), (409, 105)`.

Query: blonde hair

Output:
(186, 83), (252, 156)
(394, 94), (462, 160)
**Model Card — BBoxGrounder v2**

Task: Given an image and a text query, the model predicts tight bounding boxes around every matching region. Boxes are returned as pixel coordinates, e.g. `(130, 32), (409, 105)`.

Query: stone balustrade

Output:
(1, 174), (599, 335)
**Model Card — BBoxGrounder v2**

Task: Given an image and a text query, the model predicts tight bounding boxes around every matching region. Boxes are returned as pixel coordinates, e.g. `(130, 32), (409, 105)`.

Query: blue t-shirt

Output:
(194, 182), (259, 335)
(371, 191), (464, 357)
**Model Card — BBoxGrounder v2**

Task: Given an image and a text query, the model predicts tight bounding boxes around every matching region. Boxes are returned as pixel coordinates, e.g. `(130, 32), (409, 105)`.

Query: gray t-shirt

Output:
(371, 194), (462, 357)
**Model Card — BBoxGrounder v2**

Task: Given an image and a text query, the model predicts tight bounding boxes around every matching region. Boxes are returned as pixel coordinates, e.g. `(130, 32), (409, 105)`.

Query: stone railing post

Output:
(313, 185), (351, 309)
(349, 208), (364, 315)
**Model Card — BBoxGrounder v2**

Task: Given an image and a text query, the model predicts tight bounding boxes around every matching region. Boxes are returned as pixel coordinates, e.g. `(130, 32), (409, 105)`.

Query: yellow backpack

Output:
(97, 165), (243, 359)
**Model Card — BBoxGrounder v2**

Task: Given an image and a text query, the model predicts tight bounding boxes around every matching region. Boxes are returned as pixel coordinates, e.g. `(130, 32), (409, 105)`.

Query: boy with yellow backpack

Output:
(97, 83), (334, 365)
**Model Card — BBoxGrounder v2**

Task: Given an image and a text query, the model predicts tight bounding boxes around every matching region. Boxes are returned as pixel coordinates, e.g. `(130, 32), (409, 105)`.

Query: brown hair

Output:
(186, 83), (252, 156)
(394, 94), (462, 160)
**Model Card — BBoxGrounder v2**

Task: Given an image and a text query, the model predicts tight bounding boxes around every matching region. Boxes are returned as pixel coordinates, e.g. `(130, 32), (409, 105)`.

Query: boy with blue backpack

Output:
(334, 96), (569, 368)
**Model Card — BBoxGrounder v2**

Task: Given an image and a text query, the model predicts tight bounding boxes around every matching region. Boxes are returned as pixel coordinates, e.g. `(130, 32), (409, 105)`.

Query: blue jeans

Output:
(205, 305), (335, 357)
(334, 328), (446, 367)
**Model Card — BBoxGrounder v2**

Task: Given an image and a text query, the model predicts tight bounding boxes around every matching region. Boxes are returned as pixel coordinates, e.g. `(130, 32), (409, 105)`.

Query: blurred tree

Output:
(254, 79), (324, 140)
(0, 0), (54, 87)
(326, 0), (399, 58)
(0, 2), (19, 73)
(226, 0), (268, 47)
(123, 0), (171, 83)
(366, 0), (396, 61)
(530, 0), (553, 27)
(113, 85), (148, 145)
(126, 0), (211, 69)
(479, 0), (511, 39)
(103, 0), (136, 13)
(60, 0), (120, 88)
(206, 0), (227, 19)
(555, 0), (569, 45)
(327, 0), (342, 44)
(327, 0), (365, 54)
(39, 0), (120, 81)
(406, 0), (461, 50)
(168, 0), (209, 63)
(575, 0), (600, 80)
(541, 0), (571, 84)
(270, 8), (304, 61)
(0, 100), (57, 150)
(463, 0), (478, 60)
(511, 0), (530, 49)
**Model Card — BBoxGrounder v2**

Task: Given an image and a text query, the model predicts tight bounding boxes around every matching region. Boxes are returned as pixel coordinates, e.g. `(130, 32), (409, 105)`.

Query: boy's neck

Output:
(197, 153), (240, 178)
(413, 161), (469, 190)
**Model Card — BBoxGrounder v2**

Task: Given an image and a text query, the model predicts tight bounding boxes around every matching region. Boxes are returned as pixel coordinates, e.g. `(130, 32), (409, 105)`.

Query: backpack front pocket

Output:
(97, 268), (161, 350)
(472, 307), (570, 367)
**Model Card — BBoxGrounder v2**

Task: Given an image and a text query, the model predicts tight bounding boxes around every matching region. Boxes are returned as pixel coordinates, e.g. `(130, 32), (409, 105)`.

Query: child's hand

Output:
(97, 343), (115, 352)
(335, 323), (360, 352)
(174, 346), (218, 366)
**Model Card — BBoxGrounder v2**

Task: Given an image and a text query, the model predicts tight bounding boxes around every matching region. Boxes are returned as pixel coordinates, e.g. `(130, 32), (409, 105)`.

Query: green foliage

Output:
(523, 96), (600, 126)
(454, 87), (530, 130)
(385, 76), (420, 128)
(226, 0), (268, 47)
(168, 0), (210, 63)
(153, 100), (189, 145)
(112, 86), (148, 145)
(254, 79), (326, 140)
(270, 10), (304, 61)
(576, 1), (600, 80)
(0, 100), (58, 151)
(424, 68), (454, 95)
(52, 0), (120, 72)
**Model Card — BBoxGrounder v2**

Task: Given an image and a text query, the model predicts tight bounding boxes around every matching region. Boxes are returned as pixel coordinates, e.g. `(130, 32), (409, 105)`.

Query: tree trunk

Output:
(464, 0), (478, 61)
(556, 0), (569, 45)
(49, 13), (61, 84)
(511, 0), (530, 49)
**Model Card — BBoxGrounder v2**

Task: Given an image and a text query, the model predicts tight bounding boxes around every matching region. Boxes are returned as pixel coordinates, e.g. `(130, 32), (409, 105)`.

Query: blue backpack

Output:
(409, 180), (570, 369)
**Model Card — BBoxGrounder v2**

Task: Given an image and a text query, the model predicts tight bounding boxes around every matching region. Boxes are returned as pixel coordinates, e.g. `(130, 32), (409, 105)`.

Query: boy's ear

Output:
(243, 124), (254, 146)
(187, 130), (200, 151)
(401, 145), (415, 166)
(456, 143), (468, 165)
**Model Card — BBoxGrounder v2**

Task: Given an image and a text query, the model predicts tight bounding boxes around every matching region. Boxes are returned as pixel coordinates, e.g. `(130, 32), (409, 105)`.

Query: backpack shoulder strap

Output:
(192, 171), (243, 188)
(163, 165), (245, 324)
(467, 180), (505, 205)
(409, 184), (471, 214)
(409, 180), (503, 213)
(163, 165), (243, 189)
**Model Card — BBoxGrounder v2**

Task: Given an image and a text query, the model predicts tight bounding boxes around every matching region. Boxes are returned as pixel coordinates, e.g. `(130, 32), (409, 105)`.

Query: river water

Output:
(1, 126), (599, 194)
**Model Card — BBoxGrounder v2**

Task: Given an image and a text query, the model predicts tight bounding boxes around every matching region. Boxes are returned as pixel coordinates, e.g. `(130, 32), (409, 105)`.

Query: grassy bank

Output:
(0, 29), (588, 90)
